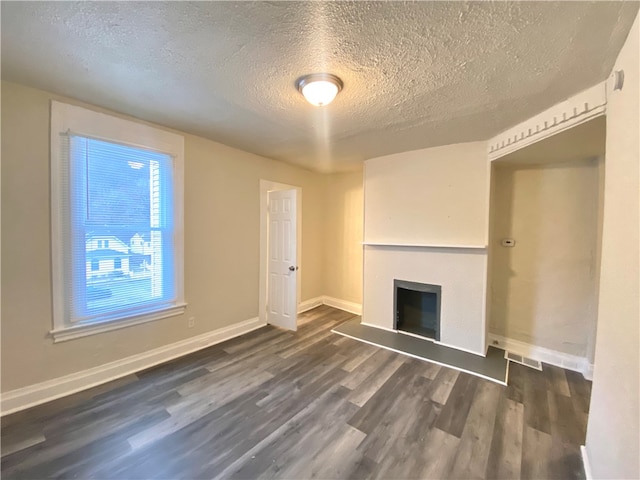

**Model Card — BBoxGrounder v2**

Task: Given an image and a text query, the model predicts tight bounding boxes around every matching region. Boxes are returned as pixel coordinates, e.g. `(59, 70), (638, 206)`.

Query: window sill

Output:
(50, 303), (188, 343)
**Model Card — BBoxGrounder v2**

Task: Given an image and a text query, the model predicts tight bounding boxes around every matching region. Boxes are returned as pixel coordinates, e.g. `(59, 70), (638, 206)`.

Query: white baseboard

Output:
(1, 317), (265, 416)
(488, 333), (593, 379)
(298, 296), (363, 316)
(581, 445), (592, 480)
(297, 296), (324, 313)
(321, 296), (362, 315)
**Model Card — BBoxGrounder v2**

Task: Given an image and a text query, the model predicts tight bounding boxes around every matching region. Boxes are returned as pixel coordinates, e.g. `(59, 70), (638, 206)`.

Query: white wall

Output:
(585, 13), (640, 479)
(363, 246), (487, 354)
(362, 142), (489, 355)
(364, 142), (489, 246)
(489, 160), (600, 359)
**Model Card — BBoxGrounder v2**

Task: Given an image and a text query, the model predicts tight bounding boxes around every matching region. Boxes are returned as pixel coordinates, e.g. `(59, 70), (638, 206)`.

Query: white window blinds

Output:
(59, 134), (177, 324)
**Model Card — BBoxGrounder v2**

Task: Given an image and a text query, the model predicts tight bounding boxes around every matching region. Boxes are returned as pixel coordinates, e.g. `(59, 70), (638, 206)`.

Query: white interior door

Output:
(267, 189), (298, 330)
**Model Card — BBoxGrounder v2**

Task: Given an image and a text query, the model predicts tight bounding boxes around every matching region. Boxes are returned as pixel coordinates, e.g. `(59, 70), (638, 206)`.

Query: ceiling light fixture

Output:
(295, 73), (343, 107)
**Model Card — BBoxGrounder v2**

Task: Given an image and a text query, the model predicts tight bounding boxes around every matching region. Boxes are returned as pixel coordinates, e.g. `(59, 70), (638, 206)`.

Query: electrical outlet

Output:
(188, 316), (195, 328)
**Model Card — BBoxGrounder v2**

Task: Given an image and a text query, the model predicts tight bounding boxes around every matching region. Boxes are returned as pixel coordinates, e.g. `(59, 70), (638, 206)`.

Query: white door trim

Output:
(259, 180), (302, 326)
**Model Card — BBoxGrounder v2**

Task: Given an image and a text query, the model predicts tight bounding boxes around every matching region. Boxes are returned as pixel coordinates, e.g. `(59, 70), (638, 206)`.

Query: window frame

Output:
(50, 101), (186, 343)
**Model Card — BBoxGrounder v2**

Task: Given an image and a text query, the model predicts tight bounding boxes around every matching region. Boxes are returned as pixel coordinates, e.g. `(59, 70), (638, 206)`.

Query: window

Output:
(51, 101), (185, 342)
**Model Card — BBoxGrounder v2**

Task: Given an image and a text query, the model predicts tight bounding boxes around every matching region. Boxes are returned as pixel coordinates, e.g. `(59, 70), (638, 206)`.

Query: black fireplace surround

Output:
(394, 279), (441, 341)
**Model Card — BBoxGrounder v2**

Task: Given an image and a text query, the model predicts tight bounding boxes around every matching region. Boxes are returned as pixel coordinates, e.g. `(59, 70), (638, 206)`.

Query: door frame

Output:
(259, 179), (302, 326)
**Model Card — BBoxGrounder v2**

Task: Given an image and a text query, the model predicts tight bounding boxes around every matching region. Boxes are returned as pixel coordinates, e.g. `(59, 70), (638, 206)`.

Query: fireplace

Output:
(394, 279), (441, 341)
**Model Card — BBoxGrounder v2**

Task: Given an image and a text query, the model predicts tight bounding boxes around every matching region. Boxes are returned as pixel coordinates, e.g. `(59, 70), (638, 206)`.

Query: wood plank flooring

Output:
(1, 306), (592, 479)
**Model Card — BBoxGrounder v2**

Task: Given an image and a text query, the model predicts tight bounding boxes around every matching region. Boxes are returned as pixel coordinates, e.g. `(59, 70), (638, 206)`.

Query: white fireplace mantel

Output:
(362, 242), (487, 250)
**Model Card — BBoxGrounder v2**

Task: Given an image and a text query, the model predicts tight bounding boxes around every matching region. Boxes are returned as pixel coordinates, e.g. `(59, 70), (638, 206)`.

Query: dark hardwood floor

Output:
(1, 306), (591, 479)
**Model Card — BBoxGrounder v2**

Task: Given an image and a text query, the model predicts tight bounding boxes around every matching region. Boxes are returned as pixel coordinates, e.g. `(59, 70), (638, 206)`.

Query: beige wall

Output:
(1, 81), (326, 391)
(489, 160), (600, 358)
(322, 172), (363, 304)
(586, 13), (639, 479)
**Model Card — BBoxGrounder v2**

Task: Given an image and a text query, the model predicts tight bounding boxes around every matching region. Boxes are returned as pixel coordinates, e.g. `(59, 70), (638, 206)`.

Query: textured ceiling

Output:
(1, 1), (638, 172)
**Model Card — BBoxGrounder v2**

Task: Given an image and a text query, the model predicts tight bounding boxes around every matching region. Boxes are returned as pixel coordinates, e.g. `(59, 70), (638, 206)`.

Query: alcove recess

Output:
(487, 115), (605, 374)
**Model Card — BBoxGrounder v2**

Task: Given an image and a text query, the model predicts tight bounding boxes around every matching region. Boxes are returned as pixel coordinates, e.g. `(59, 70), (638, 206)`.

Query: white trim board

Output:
(581, 446), (593, 480)
(488, 333), (594, 380)
(298, 296), (363, 316)
(322, 296), (362, 315)
(362, 242), (487, 250)
(50, 303), (187, 343)
(487, 82), (606, 161)
(297, 296), (324, 314)
(1, 317), (265, 416)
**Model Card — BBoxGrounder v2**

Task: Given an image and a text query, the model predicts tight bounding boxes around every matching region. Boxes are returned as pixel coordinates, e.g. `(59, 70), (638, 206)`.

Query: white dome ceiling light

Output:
(295, 73), (343, 107)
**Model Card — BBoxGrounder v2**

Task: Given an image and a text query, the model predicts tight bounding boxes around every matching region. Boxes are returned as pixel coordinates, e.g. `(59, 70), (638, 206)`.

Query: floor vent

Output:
(505, 352), (542, 371)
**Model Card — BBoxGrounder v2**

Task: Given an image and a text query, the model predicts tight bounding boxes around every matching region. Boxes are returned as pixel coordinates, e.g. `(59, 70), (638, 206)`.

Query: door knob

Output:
(289, 266), (297, 271)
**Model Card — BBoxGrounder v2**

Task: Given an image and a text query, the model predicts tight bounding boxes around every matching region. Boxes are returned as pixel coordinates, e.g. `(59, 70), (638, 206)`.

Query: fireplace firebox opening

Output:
(394, 279), (441, 341)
